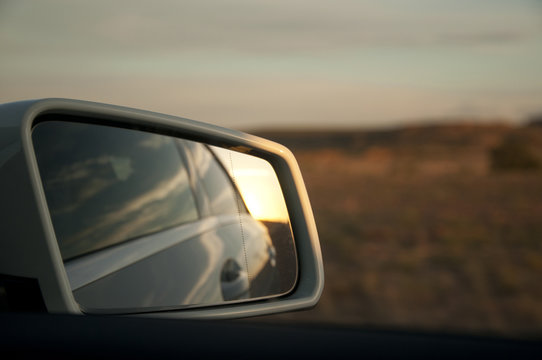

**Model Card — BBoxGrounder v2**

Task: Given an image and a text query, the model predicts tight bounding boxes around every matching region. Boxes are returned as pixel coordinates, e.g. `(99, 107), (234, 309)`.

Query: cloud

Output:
(436, 32), (529, 47)
(1, 0), (539, 57)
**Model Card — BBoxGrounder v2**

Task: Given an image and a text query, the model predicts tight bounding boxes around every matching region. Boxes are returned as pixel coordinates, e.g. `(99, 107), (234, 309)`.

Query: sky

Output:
(1, 0), (542, 130)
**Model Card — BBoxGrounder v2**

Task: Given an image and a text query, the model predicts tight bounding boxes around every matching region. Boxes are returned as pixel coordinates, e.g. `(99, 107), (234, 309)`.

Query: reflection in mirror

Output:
(31, 119), (297, 313)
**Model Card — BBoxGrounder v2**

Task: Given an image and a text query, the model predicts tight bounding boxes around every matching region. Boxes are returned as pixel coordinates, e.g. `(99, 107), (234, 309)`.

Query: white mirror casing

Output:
(0, 99), (323, 319)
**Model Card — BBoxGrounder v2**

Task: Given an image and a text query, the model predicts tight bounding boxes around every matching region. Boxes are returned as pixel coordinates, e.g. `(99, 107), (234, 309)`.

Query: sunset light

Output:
(212, 147), (290, 223)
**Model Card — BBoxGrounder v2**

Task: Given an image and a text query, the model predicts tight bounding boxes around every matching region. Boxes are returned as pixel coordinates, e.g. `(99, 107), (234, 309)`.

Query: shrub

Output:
(490, 139), (540, 172)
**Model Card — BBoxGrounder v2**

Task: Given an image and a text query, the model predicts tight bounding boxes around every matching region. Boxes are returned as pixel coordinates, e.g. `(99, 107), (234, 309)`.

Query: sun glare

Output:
(212, 147), (290, 223)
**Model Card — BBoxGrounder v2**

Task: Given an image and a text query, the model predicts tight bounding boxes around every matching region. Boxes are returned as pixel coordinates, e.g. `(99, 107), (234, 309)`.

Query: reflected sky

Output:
(212, 147), (290, 222)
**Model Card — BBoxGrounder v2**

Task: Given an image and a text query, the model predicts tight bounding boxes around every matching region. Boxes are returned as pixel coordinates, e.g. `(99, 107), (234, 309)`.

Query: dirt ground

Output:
(249, 124), (542, 339)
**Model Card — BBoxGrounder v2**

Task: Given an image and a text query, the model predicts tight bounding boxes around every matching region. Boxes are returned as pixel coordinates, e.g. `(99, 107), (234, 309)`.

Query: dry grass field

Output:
(250, 123), (542, 339)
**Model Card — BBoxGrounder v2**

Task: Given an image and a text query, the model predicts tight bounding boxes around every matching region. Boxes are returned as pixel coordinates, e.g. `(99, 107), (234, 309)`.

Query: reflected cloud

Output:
(64, 167), (195, 255)
(46, 156), (117, 215)
(138, 135), (170, 149)
(46, 155), (111, 186)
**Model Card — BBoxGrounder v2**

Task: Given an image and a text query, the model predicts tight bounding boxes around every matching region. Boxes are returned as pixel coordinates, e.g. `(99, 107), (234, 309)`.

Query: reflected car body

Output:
(31, 120), (279, 313)
(69, 213), (274, 311)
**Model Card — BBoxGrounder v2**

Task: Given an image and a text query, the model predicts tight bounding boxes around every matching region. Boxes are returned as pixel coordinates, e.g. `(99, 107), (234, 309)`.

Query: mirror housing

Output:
(0, 98), (323, 319)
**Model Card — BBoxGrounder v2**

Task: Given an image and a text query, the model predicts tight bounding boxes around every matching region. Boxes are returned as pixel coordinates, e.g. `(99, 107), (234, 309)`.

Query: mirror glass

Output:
(31, 119), (297, 313)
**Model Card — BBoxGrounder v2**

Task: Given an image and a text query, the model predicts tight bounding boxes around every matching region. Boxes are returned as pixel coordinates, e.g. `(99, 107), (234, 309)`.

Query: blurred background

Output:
(2, 0), (542, 338)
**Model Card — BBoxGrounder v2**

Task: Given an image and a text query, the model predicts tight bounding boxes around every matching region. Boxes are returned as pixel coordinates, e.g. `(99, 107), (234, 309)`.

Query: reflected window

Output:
(184, 141), (245, 216)
(32, 121), (198, 260)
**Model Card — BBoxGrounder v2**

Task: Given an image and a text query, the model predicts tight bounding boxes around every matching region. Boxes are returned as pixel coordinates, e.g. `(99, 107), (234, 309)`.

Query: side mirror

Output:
(0, 99), (323, 319)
